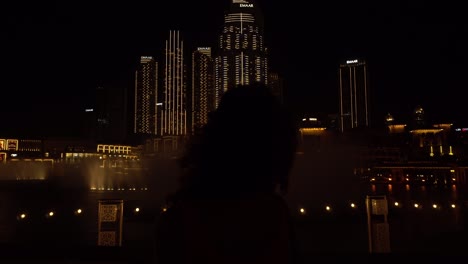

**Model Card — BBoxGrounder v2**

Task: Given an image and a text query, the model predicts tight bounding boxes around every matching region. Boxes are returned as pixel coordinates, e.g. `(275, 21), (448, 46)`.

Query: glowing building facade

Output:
(339, 59), (370, 132)
(192, 47), (215, 133)
(214, 0), (268, 107)
(162, 30), (187, 136)
(134, 56), (158, 136)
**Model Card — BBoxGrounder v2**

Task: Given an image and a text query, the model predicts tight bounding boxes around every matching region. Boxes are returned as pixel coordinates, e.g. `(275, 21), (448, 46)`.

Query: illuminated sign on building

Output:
(197, 47), (211, 51)
(0, 139), (5, 150)
(240, 3), (254, 7)
(7, 139), (19, 151)
(233, 0), (249, 3)
(346, 59), (359, 64)
(85, 109), (94, 112)
(140, 56), (154, 63)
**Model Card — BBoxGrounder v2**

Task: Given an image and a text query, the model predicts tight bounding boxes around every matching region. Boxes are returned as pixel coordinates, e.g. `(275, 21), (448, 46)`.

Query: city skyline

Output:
(3, 0), (467, 137)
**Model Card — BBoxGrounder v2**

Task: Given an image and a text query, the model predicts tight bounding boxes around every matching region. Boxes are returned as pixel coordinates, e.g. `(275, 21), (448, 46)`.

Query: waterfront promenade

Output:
(1, 184), (468, 263)
(1, 211), (468, 263)
(2, 155), (468, 263)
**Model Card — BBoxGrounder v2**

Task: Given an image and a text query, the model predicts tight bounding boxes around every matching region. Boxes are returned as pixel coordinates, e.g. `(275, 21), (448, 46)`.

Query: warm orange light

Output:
(300, 128), (326, 135)
(135, 208), (140, 213)
(20, 214), (26, 219)
(299, 208), (306, 214)
(410, 129), (443, 134)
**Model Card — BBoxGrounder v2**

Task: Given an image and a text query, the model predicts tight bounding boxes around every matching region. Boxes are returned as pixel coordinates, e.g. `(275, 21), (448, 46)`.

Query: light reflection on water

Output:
(366, 183), (464, 205)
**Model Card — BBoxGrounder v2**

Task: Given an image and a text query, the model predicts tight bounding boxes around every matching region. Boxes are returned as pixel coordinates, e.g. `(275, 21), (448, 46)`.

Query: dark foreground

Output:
(2, 179), (468, 263)
(1, 209), (468, 264)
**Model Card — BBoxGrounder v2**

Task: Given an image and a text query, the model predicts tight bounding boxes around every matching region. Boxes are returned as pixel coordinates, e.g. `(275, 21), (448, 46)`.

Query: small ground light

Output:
(350, 203), (356, 208)
(17, 213), (27, 220)
(451, 204), (456, 209)
(135, 207), (140, 213)
(432, 204), (438, 209)
(325, 206), (331, 212)
(394, 202), (400, 207)
(49, 211), (54, 217)
(414, 203), (419, 208)
(299, 208), (306, 214)
(75, 209), (82, 215)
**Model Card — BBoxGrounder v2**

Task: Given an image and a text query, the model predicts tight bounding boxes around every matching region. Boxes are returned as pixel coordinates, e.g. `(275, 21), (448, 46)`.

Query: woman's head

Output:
(181, 83), (298, 196)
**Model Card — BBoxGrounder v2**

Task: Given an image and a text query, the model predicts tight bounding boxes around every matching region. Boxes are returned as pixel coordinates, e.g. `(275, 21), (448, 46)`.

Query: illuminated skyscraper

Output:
(134, 56), (158, 136)
(339, 59), (370, 132)
(162, 30), (187, 136)
(192, 47), (215, 133)
(214, 0), (268, 107)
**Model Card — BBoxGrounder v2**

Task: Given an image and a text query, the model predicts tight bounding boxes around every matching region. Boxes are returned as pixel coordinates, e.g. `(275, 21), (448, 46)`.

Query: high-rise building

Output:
(161, 30), (187, 136)
(83, 83), (128, 143)
(268, 72), (284, 104)
(338, 59), (370, 132)
(134, 56), (159, 136)
(214, 0), (268, 107)
(192, 47), (215, 133)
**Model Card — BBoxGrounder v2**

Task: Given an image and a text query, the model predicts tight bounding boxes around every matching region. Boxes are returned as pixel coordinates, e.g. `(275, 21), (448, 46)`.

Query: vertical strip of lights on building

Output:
(339, 59), (369, 132)
(163, 30), (187, 136)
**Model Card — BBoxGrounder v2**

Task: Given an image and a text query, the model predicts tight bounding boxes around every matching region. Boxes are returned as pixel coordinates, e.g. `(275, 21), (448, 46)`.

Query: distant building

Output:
(339, 59), (370, 132)
(214, 0), (268, 107)
(134, 56), (159, 137)
(161, 30), (187, 136)
(268, 72), (284, 104)
(82, 83), (128, 143)
(192, 47), (215, 133)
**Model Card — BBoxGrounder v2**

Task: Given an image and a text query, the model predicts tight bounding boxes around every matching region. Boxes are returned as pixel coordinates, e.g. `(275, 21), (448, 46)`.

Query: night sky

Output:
(3, 0), (467, 137)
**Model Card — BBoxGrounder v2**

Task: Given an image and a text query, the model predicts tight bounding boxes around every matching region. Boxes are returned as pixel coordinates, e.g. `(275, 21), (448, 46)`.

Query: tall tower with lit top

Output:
(134, 56), (158, 136)
(192, 47), (215, 133)
(214, 0), (268, 107)
(339, 59), (370, 132)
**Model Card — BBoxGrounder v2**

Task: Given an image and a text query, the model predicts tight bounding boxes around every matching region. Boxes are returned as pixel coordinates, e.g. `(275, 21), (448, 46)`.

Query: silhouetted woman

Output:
(155, 83), (299, 264)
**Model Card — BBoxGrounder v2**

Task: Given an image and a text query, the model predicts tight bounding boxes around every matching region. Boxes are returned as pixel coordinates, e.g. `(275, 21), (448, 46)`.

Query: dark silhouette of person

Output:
(155, 83), (299, 264)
